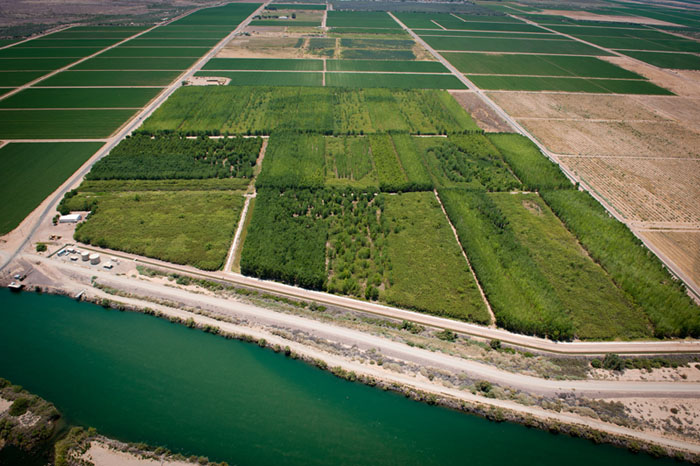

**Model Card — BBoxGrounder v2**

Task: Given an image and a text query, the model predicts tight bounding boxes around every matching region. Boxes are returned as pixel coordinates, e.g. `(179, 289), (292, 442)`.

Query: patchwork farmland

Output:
(2, 0), (699, 345)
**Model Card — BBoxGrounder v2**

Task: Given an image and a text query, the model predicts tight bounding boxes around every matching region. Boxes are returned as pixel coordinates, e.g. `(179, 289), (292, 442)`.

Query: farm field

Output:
(256, 133), (326, 189)
(562, 157), (700, 225)
(421, 36), (609, 55)
(197, 71), (323, 86)
(467, 75), (671, 94)
(637, 230), (700, 292)
(615, 51), (700, 70)
(327, 11), (401, 28)
(0, 88), (162, 109)
(324, 136), (377, 188)
(0, 71), (46, 87)
(326, 59), (445, 72)
(99, 47), (212, 58)
(203, 58), (323, 70)
(36, 70), (180, 87)
(141, 86), (479, 134)
(0, 142), (104, 235)
(325, 72), (465, 89)
(72, 57), (198, 70)
(0, 109), (136, 139)
(0, 58), (76, 70)
(66, 189), (245, 270)
(0, 47), (103, 58)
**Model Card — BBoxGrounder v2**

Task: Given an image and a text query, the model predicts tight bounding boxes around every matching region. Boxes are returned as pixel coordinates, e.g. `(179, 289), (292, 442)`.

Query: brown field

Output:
(218, 33), (309, 59)
(519, 119), (700, 157)
(601, 56), (700, 98)
(449, 90), (513, 132)
(634, 95), (700, 132)
(637, 231), (700, 289)
(562, 157), (700, 224)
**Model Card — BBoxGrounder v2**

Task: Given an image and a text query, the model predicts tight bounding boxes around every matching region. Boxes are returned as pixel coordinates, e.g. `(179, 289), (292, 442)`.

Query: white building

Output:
(59, 214), (82, 224)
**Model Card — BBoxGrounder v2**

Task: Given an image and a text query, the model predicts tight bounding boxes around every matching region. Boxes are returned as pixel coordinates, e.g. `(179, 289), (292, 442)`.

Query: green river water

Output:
(0, 289), (674, 465)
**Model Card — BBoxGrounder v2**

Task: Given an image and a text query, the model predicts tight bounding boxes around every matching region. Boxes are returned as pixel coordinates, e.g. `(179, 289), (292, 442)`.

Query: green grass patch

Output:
(423, 36), (609, 55)
(0, 47), (101, 58)
(37, 70), (179, 86)
(100, 47), (211, 58)
(0, 142), (103, 235)
(467, 75), (672, 94)
(443, 53), (643, 78)
(330, 27), (408, 35)
(340, 49), (416, 60)
(257, 132), (326, 189)
(326, 59), (446, 72)
(326, 72), (466, 89)
(325, 136), (377, 188)
(0, 71), (46, 87)
(0, 58), (76, 70)
(16, 39), (119, 48)
(0, 109), (136, 138)
(197, 71), (323, 86)
(0, 88), (161, 108)
(541, 190), (700, 338)
(72, 57), (196, 70)
(203, 58), (323, 71)
(125, 38), (220, 47)
(69, 190), (245, 270)
(486, 133), (571, 191)
(584, 36), (700, 53)
(617, 50), (700, 70)
(327, 11), (401, 28)
(434, 21), (544, 33)
(141, 86), (479, 135)
(382, 192), (490, 322)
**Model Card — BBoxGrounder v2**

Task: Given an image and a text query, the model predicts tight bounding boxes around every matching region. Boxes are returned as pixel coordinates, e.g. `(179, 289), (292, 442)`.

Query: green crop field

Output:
(382, 192), (490, 322)
(257, 133), (326, 189)
(0, 88), (161, 109)
(16, 39), (119, 48)
(0, 71), (46, 87)
(325, 136), (377, 188)
(203, 58), (323, 71)
(417, 135), (520, 191)
(67, 190), (245, 270)
(327, 11), (401, 28)
(141, 86), (479, 135)
(582, 36), (700, 53)
(36, 70), (180, 87)
(466, 75), (672, 94)
(419, 30), (556, 39)
(0, 47), (102, 58)
(0, 58), (76, 70)
(422, 36), (609, 55)
(72, 57), (197, 70)
(197, 71), (323, 86)
(330, 27), (407, 35)
(0, 142), (103, 235)
(267, 4), (326, 9)
(486, 134), (571, 191)
(326, 73), (466, 89)
(340, 38), (415, 49)
(125, 38), (220, 47)
(138, 30), (226, 39)
(326, 59), (446, 72)
(617, 50), (700, 70)
(100, 47), (211, 58)
(250, 20), (321, 27)
(435, 21), (544, 33)
(340, 49), (416, 60)
(0, 109), (136, 138)
(541, 190), (700, 338)
(443, 53), (643, 78)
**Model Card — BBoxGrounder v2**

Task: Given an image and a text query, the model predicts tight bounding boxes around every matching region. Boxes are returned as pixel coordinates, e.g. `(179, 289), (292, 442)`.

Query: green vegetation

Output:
(19, 38), (118, 48)
(87, 134), (262, 180)
(203, 58), (324, 71)
(442, 53), (642, 78)
(72, 57), (196, 70)
(382, 192), (489, 322)
(100, 47), (211, 57)
(327, 11), (401, 28)
(196, 71), (323, 87)
(540, 190), (700, 338)
(37, 70), (179, 87)
(422, 36), (609, 55)
(0, 109), (136, 138)
(325, 136), (377, 188)
(0, 142), (103, 235)
(0, 88), (161, 109)
(141, 86), (479, 135)
(417, 135), (520, 191)
(340, 49), (416, 60)
(370, 134), (409, 191)
(326, 73), (466, 89)
(76, 178), (250, 192)
(326, 59), (446, 72)
(66, 190), (245, 270)
(267, 4), (326, 9)
(466, 75), (672, 94)
(126, 38), (220, 47)
(486, 134), (571, 191)
(0, 58), (75, 71)
(0, 71), (46, 87)
(0, 47), (102, 58)
(617, 50), (700, 70)
(257, 133), (325, 189)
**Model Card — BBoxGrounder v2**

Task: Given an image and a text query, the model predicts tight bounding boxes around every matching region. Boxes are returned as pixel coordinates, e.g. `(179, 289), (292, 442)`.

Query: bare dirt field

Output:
(449, 90), (513, 132)
(218, 33), (309, 59)
(535, 10), (682, 27)
(519, 119), (700, 157)
(637, 231), (700, 288)
(602, 56), (700, 98)
(561, 157), (700, 224)
(80, 441), (193, 466)
(634, 95), (700, 132)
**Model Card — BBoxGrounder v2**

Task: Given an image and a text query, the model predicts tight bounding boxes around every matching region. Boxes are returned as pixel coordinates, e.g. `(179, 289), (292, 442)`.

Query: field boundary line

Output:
(0, 25), (73, 51)
(433, 189), (496, 326)
(390, 11), (700, 302)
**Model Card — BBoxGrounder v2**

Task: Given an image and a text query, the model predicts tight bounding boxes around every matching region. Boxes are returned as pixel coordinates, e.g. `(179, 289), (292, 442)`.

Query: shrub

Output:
(9, 397), (30, 416)
(35, 242), (47, 252)
(602, 353), (625, 372)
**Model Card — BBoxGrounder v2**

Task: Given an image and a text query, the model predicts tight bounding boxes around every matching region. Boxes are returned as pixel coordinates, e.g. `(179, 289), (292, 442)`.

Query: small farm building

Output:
(59, 214), (82, 223)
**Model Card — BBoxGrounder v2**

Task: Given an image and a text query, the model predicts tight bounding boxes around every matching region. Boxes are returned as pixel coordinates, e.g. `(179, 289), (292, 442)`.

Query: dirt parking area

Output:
(637, 230), (700, 289)
(450, 91), (513, 132)
(561, 157), (700, 224)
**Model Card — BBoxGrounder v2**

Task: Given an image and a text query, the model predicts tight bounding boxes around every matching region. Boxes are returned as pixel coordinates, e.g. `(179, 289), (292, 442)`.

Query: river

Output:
(0, 289), (673, 465)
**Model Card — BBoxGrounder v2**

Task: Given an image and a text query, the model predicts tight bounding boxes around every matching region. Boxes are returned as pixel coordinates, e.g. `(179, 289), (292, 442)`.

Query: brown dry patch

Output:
(562, 157), (700, 224)
(605, 397), (700, 443)
(522, 119), (700, 157)
(535, 10), (682, 27)
(449, 91), (513, 132)
(218, 34), (307, 59)
(637, 231), (700, 288)
(488, 92), (665, 120)
(634, 95), (700, 132)
(601, 56), (700, 97)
